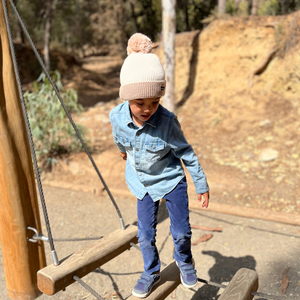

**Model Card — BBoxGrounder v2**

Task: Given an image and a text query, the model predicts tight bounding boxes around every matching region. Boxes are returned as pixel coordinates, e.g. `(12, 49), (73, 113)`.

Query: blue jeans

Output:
(137, 177), (192, 275)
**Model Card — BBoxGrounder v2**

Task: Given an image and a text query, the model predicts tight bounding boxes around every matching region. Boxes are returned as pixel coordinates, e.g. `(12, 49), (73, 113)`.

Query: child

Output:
(109, 33), (209, 298)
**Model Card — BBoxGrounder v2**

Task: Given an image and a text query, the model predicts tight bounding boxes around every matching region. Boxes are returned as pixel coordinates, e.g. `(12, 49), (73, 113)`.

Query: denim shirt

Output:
(109, 101), (209, 201)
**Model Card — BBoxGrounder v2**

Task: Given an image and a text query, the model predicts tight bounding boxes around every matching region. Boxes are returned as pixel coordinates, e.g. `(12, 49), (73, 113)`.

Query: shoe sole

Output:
(176, 261), (198, 289)
(131, 277), (161, 298)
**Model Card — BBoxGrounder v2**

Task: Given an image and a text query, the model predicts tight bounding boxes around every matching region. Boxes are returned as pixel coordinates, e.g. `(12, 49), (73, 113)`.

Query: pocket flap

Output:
(114, 135), (131, 147)
(145, 141), (165, 151)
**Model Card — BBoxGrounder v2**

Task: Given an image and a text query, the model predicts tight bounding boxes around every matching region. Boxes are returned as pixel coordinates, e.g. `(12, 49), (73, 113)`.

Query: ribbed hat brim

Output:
(120, 81), (166, 101)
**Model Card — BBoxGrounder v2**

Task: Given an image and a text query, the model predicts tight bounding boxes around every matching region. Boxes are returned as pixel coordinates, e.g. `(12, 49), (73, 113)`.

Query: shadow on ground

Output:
(191, 251), (257, 300)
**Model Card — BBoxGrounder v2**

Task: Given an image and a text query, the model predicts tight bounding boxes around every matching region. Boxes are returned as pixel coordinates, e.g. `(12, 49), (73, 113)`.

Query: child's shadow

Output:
(191, 251), (257, 300)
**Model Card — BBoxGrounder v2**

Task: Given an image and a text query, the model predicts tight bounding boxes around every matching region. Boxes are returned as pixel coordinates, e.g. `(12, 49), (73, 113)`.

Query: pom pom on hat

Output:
(127, 33), (152, 55)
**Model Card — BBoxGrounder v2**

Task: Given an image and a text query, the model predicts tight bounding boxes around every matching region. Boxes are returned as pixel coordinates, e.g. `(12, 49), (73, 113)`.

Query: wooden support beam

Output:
(0, 1), (46, 299)
(189, 202), (300, 226)
(219, 268), (258, 300)
(127, 260), (180, 300)
(37, 225), (138, 295)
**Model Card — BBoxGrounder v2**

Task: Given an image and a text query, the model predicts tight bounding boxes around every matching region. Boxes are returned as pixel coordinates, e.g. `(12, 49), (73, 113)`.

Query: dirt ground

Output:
(1, 186), (300, 300)
(2, 11), (300, 300)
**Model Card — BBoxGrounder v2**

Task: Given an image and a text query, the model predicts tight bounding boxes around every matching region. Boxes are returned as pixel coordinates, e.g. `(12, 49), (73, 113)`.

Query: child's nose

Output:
(144, 105), (151, 112)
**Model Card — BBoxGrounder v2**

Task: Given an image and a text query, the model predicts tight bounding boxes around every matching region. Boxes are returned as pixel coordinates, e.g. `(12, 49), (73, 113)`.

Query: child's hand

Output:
(119, 152), (127, 160)
(197, 192), (209, 208)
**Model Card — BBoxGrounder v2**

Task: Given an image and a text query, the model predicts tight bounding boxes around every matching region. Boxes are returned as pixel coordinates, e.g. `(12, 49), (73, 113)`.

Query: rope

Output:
(2, 0), (59, 265)
(129, 243), (288, 300)
(73, 275), (105, 300)
(7, 0), (125, 230)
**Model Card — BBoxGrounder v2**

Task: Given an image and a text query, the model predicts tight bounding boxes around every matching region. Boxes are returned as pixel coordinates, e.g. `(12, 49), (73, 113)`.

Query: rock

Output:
(259, 148), (279, 162)
(259, 119), (272, 128)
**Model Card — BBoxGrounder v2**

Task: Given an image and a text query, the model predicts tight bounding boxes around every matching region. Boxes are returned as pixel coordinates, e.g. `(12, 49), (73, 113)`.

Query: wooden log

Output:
(219, 268), (258, 300)
(189, 202), (300, 226)
(127, 260), (180, 300)
(37, 225), (138, 295)
(0, 1), (46, 299)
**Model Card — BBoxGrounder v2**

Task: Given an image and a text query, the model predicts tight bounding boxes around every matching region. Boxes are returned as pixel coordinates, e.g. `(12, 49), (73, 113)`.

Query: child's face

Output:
(129, 97), (160, 127)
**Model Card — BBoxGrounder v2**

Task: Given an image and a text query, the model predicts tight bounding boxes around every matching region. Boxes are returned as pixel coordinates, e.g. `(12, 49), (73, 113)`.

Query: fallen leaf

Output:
(171, 289), (177, 298)
(192, 234), (213, 245)
(281, 268), (289, 294)
(191, 225), (222, 232)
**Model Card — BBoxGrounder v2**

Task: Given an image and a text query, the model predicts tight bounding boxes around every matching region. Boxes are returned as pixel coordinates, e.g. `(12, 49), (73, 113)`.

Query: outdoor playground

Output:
(0, 0), (300, 299)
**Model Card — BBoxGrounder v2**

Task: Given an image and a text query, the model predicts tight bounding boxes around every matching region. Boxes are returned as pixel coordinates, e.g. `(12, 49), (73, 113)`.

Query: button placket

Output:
(135, 130), (141, 169)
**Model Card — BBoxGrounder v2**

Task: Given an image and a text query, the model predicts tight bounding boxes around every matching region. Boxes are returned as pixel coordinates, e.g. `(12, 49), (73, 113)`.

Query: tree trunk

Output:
(251, 0), (259, 15)
(0, 1), (47, 299)
(218, 0), (226, 17)
(235, 0), (241, 14)
(114, 0), (127, 58)
(44, 0), (52, 71)
(162, 0), (176, 113)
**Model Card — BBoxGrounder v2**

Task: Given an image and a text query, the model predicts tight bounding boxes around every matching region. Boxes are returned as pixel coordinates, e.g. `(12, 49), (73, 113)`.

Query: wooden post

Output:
(219, 268), (258, 300)
(162, 0), (175, 112)
(0, 1), (47, 299)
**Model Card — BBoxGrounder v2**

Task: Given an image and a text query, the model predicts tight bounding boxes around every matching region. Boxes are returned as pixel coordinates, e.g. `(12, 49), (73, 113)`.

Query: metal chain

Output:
(53, 236), (103, 242)
(2, 0), (59, 265)
(73, 275), (105, 300)
(7, 0), (125, 230)
(129, 243), (288, 300)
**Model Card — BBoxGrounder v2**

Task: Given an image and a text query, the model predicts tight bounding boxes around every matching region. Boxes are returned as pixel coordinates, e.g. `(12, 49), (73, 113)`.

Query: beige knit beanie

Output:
(119, 33), (166, 101)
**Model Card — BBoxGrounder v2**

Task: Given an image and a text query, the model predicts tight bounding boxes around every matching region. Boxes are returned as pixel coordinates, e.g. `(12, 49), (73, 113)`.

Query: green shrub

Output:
(24, 70), (86, 170)
(258, 0), (280, 16)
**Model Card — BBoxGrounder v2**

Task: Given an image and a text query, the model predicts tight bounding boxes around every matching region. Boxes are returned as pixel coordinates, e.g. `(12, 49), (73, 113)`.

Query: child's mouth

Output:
(141, 114), (150, 119)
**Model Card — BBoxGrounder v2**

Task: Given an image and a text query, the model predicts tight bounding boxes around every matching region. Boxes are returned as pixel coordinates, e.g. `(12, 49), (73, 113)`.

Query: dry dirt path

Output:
(1, 186), (299, 300)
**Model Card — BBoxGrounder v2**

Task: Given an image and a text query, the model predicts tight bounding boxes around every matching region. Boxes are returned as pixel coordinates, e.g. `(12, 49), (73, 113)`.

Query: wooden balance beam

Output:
(37, 225), (138, 295)
(219, 268), (258, 300)
(127, 260), (180, 300)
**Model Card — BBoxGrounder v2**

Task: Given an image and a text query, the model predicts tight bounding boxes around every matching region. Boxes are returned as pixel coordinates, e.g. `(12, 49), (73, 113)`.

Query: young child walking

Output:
(109, 33), (210, 298)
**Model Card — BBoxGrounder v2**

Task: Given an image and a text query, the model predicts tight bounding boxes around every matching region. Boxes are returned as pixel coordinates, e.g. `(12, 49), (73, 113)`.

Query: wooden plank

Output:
(189, 202), (300, 226)
(0, 1), (47, 299)
(127, 260), (180, 300)
(219, 268), (258, 300)
(37, 225), (138, 295)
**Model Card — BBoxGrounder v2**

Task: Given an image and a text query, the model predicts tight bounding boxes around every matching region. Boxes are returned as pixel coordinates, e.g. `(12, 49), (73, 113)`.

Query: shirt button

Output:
(153, 146), (156, 149)
(136, 133), (140, 137)
(136, 148), (139, 152)
(144, 184), (148, 187)
(136, 163), (139, 166)
(139, 173), (141, 176)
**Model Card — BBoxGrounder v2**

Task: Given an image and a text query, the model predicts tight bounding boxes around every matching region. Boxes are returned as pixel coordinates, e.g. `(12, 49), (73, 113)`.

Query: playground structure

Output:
(1, 1), (293, 299)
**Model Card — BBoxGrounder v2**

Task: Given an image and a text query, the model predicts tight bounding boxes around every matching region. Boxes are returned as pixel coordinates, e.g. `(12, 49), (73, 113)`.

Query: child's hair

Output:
(119, 33), (166, 101)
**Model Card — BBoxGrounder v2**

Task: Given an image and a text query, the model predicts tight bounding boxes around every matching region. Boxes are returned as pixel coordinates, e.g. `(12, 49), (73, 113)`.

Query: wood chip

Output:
(281, 268), (289, 294)
(191, 224), (222, 232)
(191, 234), (213, 245)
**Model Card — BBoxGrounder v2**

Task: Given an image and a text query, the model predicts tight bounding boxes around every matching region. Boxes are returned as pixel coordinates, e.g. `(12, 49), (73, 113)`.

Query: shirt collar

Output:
(125, 101), (158, 128)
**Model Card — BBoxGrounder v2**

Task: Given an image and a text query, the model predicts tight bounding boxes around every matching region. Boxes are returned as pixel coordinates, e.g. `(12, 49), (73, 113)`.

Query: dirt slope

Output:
(42, 12), (300, 215)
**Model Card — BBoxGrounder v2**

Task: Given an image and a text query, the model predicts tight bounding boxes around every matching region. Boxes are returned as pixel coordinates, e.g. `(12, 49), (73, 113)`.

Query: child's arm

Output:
(198, 192), (209, 208)
(169, 116), (210, 198)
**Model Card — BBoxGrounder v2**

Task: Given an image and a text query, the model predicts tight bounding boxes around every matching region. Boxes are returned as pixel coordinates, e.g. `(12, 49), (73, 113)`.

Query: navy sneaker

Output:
(132, 272), (161, 298)
(176, 259), (197, 288)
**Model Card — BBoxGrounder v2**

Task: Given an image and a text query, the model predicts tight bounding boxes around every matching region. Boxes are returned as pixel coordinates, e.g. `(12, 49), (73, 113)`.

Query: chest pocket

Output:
(114, 135), (132, 153)
(145, 140), (167, 163)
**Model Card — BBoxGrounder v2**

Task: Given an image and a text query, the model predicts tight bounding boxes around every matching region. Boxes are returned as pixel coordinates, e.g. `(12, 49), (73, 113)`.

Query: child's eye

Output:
(137, 103), (143, 106)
